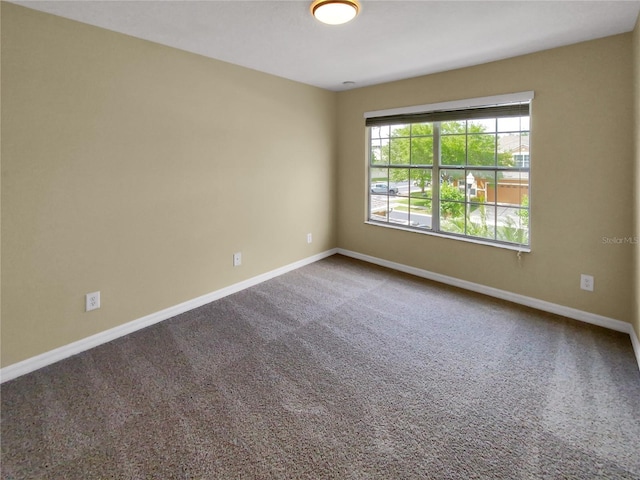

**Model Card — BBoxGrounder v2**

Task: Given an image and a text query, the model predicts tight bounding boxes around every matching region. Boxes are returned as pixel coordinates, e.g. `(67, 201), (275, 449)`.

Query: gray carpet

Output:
(2, 254), (639, 479)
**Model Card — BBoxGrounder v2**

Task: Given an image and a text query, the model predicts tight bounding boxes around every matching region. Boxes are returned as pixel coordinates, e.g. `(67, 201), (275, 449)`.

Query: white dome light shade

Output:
(311, 0), (360, 25)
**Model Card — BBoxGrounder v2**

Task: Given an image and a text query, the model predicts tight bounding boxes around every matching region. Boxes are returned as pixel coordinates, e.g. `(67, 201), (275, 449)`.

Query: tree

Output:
(441, 121), (497, 166)
(382, 121), (508, 183)
(439, 182), (465, 218)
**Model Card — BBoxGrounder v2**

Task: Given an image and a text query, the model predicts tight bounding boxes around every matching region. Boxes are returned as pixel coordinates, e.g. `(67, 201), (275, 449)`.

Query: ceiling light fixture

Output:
(311, 0), (360, 25)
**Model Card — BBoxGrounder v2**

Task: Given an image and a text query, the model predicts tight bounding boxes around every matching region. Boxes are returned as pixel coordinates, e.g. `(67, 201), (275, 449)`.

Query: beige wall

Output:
(2, 3), (638, 370)
(337, 34), (635, 325)
(634, 15), (640, 340)
(0, 4), (337, 367)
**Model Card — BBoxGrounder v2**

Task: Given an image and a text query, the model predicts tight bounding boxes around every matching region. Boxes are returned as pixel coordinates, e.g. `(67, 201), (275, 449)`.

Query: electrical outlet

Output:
(86, 291), (101, 312)
(233, 252), (242, 267)
(580, 274), (594, 292)
(307, 233), (312, 244)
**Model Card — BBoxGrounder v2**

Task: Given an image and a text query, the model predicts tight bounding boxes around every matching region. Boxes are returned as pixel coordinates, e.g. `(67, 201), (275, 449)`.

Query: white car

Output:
(371, 183), (399, 195)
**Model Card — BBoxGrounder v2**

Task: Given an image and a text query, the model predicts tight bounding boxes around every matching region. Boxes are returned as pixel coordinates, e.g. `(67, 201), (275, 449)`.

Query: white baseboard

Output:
(3, 247), (639, 382)
(0, 249), (339, 384)
(337, 248), (640, 373)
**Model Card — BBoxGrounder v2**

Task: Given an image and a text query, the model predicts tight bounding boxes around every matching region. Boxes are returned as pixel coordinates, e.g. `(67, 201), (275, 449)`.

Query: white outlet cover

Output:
(580, 274), (594, 292)
(233, 252), (242, 266)
(86, 291), (101, 311)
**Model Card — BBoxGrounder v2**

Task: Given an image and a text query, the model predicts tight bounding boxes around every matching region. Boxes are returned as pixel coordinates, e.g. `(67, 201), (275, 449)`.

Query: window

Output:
(513, 154), (530, 168)
(366, 92), (532, 248)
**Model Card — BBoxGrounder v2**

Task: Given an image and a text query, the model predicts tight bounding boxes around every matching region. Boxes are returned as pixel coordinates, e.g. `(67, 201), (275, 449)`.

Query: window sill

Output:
(365, 220), (531, 253)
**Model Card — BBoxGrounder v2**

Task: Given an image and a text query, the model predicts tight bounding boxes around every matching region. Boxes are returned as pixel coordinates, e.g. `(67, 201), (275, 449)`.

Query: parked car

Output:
(371, 183), (399, 195)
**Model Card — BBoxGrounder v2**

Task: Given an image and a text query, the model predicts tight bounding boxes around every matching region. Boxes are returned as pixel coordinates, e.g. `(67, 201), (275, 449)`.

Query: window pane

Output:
(497, 172), (529, 206)
(390, 124), (410, 136)
(408, 169), (432, 229)
(483, 171), (498, 205)
(390, 168), (410, 198)
(370, 168), (388, 184)
(408, 192), (432, 229)
(390, 168), (432, 229)
(496, 205), (529, 244)
(410, 168), (432, 195)
(467, 134), (496, 166)
(389, 137), (410, 164)
(439, 210), (464, 234)
(467, 203), (496, 240)
(441, 135), (466, 166)
(498, 116), (529, 133)
(441, 121), (466, 134)
(371, 125), (391, 139)
(498, 133), (530, 168)
(462, 169), (495, 240)
(370, 193), (391, 223)
(497, 205), (529, 229)
(439, 170), (465, 231)
(440, 169), (465, 198)
(369, 169), (392, 225)
(495, 172), (529, 244)
(467, 170), (492, 205)
(468, 118), (496, 133)
(411, 123), (434, 136)
(370, 141), (387, 165)
(411, 136), (433, 165)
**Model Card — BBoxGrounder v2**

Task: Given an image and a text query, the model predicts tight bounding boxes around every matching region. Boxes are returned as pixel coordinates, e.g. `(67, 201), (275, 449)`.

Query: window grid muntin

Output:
(368, 113), (530, 247)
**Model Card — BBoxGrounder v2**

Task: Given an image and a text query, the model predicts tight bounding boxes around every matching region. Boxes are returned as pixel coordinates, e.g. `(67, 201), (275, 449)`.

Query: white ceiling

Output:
(12, 0), (640, 91)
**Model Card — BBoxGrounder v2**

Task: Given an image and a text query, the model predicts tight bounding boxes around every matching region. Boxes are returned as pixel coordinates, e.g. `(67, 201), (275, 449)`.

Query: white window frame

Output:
(364, 92), (534, 251)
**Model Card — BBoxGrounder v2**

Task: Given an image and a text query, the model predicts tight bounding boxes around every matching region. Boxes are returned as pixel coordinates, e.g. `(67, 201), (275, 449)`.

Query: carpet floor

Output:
(2, 254), (639, 479)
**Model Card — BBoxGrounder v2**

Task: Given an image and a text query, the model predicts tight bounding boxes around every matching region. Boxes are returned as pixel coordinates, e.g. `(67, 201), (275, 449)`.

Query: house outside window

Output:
(366, 92), (532, 248)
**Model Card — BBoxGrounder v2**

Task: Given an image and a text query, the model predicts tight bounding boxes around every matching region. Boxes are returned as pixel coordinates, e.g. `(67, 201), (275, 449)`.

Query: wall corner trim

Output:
(0, 249), (339, 384)
(336, 248), (640, 373)
(630, 326), (640, 373)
